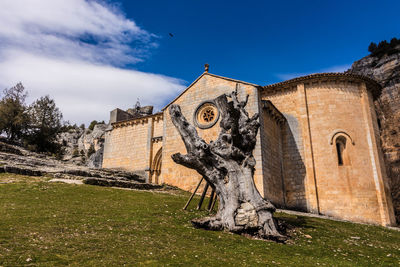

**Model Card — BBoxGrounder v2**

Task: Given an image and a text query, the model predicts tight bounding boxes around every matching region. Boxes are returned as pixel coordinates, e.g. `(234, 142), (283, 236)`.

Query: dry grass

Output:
(0, 173), (48, 184)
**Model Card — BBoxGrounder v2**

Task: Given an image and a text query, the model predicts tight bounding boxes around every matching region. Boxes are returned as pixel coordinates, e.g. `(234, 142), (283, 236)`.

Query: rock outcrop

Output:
(0, 140), (162, 190)
(57, 105), (154, 168)
(57, 123), (108, 168)
(348, 45), (400, 223)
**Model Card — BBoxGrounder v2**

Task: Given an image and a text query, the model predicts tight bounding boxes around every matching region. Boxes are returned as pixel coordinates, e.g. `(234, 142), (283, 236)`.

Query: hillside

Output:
(348, 45), (400, 223)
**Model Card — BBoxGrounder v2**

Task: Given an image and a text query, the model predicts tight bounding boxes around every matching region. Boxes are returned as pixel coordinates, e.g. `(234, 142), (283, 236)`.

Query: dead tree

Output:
(169, 90), (286, 241)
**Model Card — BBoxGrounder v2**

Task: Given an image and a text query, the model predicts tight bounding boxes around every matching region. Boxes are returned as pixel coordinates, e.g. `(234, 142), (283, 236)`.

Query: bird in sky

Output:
(169, 33), (174, 37)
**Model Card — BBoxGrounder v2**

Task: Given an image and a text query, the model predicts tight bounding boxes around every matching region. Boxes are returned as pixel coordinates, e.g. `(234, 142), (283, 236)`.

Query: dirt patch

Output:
(0, 173), (47, 184)
(48, 178), (83, 184)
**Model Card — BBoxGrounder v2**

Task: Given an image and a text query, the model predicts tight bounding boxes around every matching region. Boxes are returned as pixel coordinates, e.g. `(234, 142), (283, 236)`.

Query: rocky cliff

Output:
(348, 45), (400, 223)
(57, 123), (109, 168)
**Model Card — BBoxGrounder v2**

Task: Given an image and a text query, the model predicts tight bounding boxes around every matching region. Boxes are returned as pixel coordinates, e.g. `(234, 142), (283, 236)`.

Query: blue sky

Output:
(0, 0), (398, 124)
(120, 0), (400, 84)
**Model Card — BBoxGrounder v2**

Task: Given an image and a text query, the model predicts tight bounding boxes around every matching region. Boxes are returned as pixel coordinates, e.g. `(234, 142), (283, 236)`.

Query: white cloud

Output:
(0, 50), (185, 124)
(275, 64), (352, 81)
(0, 0), (185, 124)
(0, 0), (154, 65)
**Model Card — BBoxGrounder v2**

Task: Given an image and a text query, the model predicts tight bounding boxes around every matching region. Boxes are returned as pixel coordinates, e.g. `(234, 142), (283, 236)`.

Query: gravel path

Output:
(277, 209), (400, 231)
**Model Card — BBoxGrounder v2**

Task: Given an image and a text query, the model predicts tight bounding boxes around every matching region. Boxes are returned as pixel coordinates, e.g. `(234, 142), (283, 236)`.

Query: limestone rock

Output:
(348, 46), (400, 223)
(0, 140), (23, 155)
(58, 127), (84, 160)
(88, 146), (104, 168)
(234, 202), (259, 228)
(0, 140), (157, 190)
(57, 123), (107, 168)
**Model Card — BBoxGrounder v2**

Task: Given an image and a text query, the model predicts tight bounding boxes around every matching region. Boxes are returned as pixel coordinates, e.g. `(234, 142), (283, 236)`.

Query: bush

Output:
(89, 120), (98, 131)
(61, 122), (78, 132)
(72, 148), (79, 158)
(87, 144), (95, 158)
(54, 147), (65, 160)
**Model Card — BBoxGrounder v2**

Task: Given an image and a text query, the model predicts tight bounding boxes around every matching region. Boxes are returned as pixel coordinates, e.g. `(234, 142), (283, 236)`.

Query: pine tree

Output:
(27, 95), (63, 152)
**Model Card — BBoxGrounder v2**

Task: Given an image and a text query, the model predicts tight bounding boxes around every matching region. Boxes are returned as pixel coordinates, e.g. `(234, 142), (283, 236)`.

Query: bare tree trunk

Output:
(169, 89), (286, 241)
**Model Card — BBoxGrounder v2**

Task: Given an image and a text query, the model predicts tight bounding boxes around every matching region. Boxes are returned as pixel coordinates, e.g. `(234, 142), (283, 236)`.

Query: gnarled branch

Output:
(169, 91), (286, 241)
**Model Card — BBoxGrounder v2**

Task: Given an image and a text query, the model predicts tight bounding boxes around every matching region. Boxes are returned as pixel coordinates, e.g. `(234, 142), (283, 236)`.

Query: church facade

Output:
(102, 69), (396, 227)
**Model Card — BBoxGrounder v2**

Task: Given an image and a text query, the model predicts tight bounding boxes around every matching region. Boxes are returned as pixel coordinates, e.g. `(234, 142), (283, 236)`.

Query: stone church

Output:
(102, 67), (396, 227)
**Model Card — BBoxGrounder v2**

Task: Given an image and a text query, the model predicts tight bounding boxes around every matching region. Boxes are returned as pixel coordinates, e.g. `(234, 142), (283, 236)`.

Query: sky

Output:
(0, 0), (399, 125)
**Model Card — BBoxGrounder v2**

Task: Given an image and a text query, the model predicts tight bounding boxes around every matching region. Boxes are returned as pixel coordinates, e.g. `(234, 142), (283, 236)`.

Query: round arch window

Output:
(194, 101), (219, 129)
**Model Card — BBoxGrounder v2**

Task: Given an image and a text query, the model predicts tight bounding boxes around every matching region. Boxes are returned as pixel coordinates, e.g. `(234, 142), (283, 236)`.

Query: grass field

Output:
(0, 173), (399, 266)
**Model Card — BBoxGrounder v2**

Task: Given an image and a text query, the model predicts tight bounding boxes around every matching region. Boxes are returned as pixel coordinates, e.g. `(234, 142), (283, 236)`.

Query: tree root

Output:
(191, 215), (288, 242)
(191, 216), (224, 231)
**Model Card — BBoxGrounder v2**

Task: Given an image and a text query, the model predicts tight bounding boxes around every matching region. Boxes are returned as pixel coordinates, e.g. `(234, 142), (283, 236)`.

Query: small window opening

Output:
(377, 117), (382, 131)
(336, 136), (347, 166)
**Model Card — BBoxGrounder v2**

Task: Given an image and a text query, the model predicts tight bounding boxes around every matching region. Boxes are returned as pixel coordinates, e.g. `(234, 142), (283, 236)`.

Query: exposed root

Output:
(191, 216), (224, 231)
(191, 215), (288, 242)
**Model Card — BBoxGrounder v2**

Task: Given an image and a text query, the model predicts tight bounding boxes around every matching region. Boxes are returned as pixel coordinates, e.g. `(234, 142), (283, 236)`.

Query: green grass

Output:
(0, 173), (399, 266)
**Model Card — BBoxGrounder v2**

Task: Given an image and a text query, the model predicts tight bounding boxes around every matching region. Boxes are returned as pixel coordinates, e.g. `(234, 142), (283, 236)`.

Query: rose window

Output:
(202, 108), (215, 122)
(194, 102), (219, 129)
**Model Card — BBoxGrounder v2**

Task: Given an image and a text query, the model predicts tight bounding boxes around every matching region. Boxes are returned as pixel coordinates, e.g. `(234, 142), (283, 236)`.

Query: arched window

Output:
(329, 130), (354, 167)
(336, 136), (346, 166)
(377, 117), (382, 131)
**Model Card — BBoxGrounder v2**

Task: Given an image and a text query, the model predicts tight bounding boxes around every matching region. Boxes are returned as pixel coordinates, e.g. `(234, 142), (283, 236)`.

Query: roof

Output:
(263, 72), (382, 99)
(161, 72), (383, 114)
(162, 72), (260, 111)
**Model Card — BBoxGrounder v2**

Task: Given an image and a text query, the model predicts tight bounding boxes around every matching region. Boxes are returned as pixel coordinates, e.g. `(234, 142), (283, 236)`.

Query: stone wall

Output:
(103, 119), (148, 171)
(261, 77), (396, 226)
(103, 113), (163, 179)
(261, 87), (307, 211)
(305, 81), (387, 224)
(161, 73), (265, 194)
(260, 101), (286, 207)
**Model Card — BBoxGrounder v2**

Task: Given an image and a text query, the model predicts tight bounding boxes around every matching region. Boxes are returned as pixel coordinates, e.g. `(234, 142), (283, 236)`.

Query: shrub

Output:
(89, 120), (98, 131)
(72, 148), (79, 158)
(54, 148), (65, 160)
(87, 144), (95, 158)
